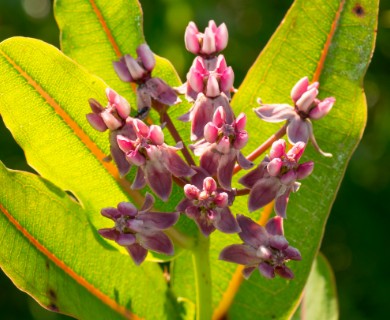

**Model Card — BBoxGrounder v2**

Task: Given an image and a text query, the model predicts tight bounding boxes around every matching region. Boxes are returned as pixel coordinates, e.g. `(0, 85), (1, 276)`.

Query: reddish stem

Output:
(233, 124), (287, 175)
(235, 188), (250, 196)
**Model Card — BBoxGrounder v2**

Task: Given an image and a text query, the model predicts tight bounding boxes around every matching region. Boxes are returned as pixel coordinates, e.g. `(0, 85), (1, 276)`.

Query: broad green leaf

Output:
(0, 37), (142, 230)
(0, 161), (174, 320)
(291, 253), (339, 320)
(214, 0), (378, 319)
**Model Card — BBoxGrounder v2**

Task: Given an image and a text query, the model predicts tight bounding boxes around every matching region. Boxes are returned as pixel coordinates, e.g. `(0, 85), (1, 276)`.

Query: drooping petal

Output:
(213, 207), (241, 234)
(238, 161), (268, 188)
(138, 211), (179, 230)
(176, 198), (193, 213)
(194, 215), (215, 236)
(132, 167), (146, 190)
(139, 192), (155, 212)
(101, 207), (121, 220)
(98, 228), (119, 240)
(242, 266), (256, 279)
(144, 164), (172, 201)
(236, 215), (269, 248)
(296, 161), (314, 179)
(254, 104), (295, 122)
(275, 265), (294, 279)
(138, 231), (174, 255)
(307, 120), (333, 157)
(217, 152), (236, 190)
(247, 177), (280, 212)
(200, 149), (220, 176)
(113, 59), (133, 82)
(283, 246), (302, 261)
(219, 244), (260, 265)
(237, 152), (254, 170)
(126, 243), (148, 265)
(269, 235), (289, 250)
(258, 262), (275, 279)
(163, 147), (196, 177)
(110, 133), (131, 177)
(191, 94), (214, 140)
(86, 113), (108, 132)
(286, 117), (310, 144)
(274, 188), (291, 218)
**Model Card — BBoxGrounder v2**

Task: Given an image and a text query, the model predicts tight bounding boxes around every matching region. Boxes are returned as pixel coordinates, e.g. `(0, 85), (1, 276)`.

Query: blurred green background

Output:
(0, 0), (388, 319)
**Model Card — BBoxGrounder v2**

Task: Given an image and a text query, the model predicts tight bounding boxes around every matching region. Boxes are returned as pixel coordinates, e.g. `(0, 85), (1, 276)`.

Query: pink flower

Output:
(239, 139), (314, 218)
(99, 193), (179, 265)
(254, 77), (335, 157)
(219, 215), (301, 279)
(191, 106), (253, 190)
(113, 44), (180, 117)
(176, 176), (240, 236)
(184, 20), (228, 57)
(117, 119), (195, 201)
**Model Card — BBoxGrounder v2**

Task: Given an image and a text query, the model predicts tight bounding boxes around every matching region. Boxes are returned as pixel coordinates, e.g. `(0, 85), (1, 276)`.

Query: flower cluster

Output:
(88, 20), (335, 279)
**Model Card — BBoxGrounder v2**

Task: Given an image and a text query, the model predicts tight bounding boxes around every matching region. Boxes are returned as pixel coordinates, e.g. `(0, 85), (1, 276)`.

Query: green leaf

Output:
(0, 36), (142, 230)
(291, 253), (339, 320)
(0, 161), (173, 320)
(171, 0), (378, 319)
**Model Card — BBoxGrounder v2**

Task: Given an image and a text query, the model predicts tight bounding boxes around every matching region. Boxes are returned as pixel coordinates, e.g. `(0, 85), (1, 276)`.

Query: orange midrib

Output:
(0, 48), (144, 207)
(0, 203), (139, 320)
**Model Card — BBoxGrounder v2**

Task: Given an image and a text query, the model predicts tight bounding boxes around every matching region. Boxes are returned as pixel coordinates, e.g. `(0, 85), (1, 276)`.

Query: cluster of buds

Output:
(113, 43), (180, 117)
(88, 20), (335, 279)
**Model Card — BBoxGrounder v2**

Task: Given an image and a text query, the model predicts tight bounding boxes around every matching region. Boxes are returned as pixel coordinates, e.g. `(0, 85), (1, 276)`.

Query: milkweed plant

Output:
(0, 1), (378, 320)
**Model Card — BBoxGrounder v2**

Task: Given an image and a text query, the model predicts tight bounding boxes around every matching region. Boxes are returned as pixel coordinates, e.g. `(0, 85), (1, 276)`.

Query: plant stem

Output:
(233, 124), (287, 175)
(153, 101), (196, 167)
(192, 233), (212, 320)
(235, 188), (250, 196)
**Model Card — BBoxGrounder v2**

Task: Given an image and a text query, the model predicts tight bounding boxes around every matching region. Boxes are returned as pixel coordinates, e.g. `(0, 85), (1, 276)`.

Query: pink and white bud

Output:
(220, 66), (234, 93)
(205, 74), (220, 97)
(188, 68), (204, 93)
(216, 136), (231, 154)
(137, 44), (155, 71)
(124, 55), (146, 80)
(296, 87), (319, 113)
(117, 135), (134, 153)
(203, 177), (217, 194)
(233, 131), (248, 150)
(149, 125), (164, 145)
(296, 161), (314, 179)
(213, 106), (226, 127)
(267, 158), (283, 177)
(269, 139), (286, 160)
(184, 22), (200, 54)
(214, 192), (228, 207)
(309, 97), (335, 120)
(202, 26), (216, 55)
(204, 123), (219, 143)
(133, 119), (150, 137)
(127, 150), (146, 166)
(290, 76), (309, 102)
(106, 88), (131, 119)
(184, 184), (200, 200)
(215, 23), (228, 52)
(235, 113), (247, 131)
(287, 141), (306, 161)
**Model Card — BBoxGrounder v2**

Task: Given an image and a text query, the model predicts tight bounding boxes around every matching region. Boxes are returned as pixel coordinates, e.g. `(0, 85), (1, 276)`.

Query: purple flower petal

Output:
(242, 266), (256, 279)
(98, 228), (119, 240)
(191, 94), (214, 141)
(297, 161), (314, 180)
(200, 149), (220, 176)
(219, 244), (259, 265)
(138, 231), (174, 255)
(110, 133), (131, 177)
(126, 243), (148, 265)
(138, 211), (179, 229)
(137, 44), (155, 71)
(144, 164), (172, 201)
(274, 188), (290, 218)
(238, 161), (268, 188)
(247, 177), (280, 212)
(275, 265), (294, 279)
(101, 207), (121, 220)
(237, 152), (253, 170)
(283, 246), (302, 261)
(145, 78), (180, 106)
(116, 233), (136, 246)
(86, 113), (108, 132)
(117, 202), (138, 217)
(269, 235), (289, 250)
(258, 262), (275, 279)
(195, 215), (216, 236)
(163, 148), (196, 177)
(176, 198), (193, 213)
(286, 117), (309, 144)
(139, 192), (155, 212)
(254, 104), (295, 122)
(88, 98), (104, 113)
(290, 77), (309, 102)
(113, 59), (133, 82)
(265, 216), (284, 236)
(237, 215), (268, 247)
(132, 167), (146, 190)
(214, 207), (241, 234)
(309, 97), (335, 120)
(217, 152), (236, 190)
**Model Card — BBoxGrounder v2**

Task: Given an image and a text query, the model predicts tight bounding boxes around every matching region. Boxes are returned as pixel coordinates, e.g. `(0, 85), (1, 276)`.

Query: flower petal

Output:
(242, 266), (256, 279)
(116, 233), (136, 246)
(163, 148), (196, 177)
(132, 167), (146, 190)
(274, 188), (291, 218)
(214, 207), (241, 234)
(101, 208), (120, 220)
(237, 152), (253, 170)
(98, 228), (119, 241)
(126, 243), (148, 265)
(219, 244), (260, 265)
(145, 78), (180, 106)
(110, 133), (131, 177)
(217, 152), (236, 190)
(117, 202), (138, 217)
(138, 231), (174, 255)
(254, 104), (295, 122)
(237, 215), (269, 247)
(258, 262), (275, 279)
(275, 265), (294, 279)
(86, 113), (108, 132)
(265, 216), (284, 236)
(307, 120), (333, 157)
(286, 117), (310, 144)
(144, 164), (172, 201)
(238, 161), (268, 188)
(247, 177), (280, 212)
(138, 211), (179, 229)
(200, 149), (220, 176)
